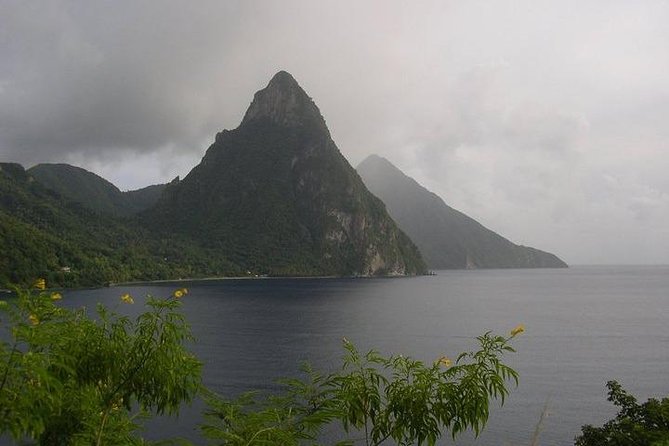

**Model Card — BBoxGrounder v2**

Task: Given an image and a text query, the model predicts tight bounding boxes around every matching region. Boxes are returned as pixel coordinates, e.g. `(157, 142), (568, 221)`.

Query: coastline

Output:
(108, 272), (427, 287)
(0, 272), (430, 294)
(108, 274), (338, 287)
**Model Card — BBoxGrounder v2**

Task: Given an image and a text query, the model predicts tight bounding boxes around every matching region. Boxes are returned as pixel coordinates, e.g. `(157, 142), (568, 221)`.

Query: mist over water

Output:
(46, 266), (669, 445)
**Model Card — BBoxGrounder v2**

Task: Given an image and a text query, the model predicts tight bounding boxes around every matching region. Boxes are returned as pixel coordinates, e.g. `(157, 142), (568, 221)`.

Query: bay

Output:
(11, 265), (669, 445)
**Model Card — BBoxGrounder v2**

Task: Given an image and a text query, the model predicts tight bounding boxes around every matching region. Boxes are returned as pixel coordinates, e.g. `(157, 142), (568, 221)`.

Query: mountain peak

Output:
(241, 71), (324, 127)
(267, 70), (300, 89)
(359, 154), (396, 171)
(357, 156), (568, 269)
(149, 74), (426, 277)
(358, 155), (412, 184)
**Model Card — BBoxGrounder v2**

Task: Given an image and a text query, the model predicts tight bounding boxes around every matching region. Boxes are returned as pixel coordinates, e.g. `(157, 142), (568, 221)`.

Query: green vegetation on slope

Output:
(149, 122), (424, 276)
(0, 163), (240, 287)
(147, 72), (426, 277)
(29, 163), (167, 216)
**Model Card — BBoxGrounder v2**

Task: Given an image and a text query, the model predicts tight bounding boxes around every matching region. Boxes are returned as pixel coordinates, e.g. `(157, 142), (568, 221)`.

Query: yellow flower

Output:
(50, 292), (62, 301)
(510, 324), (525, 337)
(436, 356), (452, 367)
(34, 278), (46, 290)
(120, 293), (134, 304)
(28, 314), (40, 325)
(173, 289), (185, 298)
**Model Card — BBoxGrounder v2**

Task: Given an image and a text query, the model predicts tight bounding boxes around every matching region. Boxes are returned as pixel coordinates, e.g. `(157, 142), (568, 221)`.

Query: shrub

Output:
(202, 330), (521, 446)
(576, 380), (669, 446)
(1, 280), (521, 446)
(0, 282), (201, 445)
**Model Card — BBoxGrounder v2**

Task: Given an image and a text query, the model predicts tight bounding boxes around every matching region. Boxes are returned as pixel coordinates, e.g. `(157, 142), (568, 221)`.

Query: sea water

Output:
(5, 266), (669, 445)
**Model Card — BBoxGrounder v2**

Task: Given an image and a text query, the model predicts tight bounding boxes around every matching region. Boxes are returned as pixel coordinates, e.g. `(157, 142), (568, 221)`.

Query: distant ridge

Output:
(357, 155), (567, 269)
(29, 163), (167, 216)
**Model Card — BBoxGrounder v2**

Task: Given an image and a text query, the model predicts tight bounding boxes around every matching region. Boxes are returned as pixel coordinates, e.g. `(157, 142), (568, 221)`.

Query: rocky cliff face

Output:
(357, 155), (567, 269)
(148, 72), (426, 276)
(241, 71), (325, 129)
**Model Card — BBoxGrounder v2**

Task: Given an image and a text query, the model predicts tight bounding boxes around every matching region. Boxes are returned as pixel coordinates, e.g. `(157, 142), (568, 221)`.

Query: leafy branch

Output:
(203, 329), (523, 446)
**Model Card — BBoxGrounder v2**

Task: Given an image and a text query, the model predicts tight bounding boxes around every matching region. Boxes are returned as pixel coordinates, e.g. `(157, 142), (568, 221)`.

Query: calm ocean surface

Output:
(8, 265), (669, 445)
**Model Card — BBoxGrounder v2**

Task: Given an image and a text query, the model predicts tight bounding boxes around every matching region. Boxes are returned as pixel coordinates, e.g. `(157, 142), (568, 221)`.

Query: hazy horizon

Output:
(2, 0), (668, 265)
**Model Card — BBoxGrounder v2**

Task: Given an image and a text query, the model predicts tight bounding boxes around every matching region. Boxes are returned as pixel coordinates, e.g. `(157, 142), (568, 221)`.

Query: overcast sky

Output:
(1, 0), (668, 265)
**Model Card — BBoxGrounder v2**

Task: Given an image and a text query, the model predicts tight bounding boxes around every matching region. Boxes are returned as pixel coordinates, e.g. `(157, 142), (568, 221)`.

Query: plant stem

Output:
(245, 426), (276, 446)
(0, 340), (19, 395)
(104, 308), (163, 406)
(95, 407), (111, 446)
(530, 398), (550, 446)
(0, 340), (19, 420)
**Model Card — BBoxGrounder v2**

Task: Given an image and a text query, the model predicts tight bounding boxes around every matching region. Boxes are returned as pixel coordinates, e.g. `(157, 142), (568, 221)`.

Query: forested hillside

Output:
(0, 163), (239, 287)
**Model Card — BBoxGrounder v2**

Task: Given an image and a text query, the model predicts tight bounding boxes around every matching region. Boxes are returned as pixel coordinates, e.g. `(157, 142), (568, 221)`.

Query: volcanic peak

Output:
(240, 71), (323, 128)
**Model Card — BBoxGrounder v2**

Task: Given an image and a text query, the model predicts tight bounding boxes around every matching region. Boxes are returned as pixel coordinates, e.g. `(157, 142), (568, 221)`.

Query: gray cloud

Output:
(0, 1), (256, 164)
(1, 0), (668, 264)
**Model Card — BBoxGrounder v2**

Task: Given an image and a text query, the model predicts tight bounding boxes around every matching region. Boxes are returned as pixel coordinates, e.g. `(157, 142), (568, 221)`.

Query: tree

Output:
(576, 381), (669, 446)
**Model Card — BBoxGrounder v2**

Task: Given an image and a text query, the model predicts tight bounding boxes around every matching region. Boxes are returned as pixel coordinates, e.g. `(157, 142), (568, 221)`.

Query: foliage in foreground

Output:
(0, 283), (201, 445)
(576, 380), (669, 446)
(202, 330), (522, 446)
(1, 281), (522, 445)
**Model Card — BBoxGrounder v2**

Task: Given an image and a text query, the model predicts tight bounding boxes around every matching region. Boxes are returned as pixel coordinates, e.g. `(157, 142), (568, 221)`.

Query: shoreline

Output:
(0, 272), (429, 294)
(108, 272), (426, 287)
